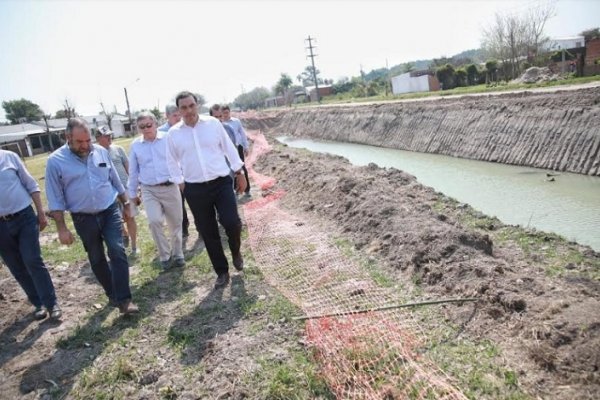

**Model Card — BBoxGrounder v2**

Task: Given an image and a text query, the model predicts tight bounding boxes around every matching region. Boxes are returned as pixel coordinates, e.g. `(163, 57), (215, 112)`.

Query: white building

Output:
(391, 71), (440, 95)
(544, 36), (585, 51)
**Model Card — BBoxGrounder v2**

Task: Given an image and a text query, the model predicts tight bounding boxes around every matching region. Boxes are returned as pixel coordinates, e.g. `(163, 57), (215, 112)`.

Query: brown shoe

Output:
(214, 273), (230, 289)
(118, 301), (139, 315)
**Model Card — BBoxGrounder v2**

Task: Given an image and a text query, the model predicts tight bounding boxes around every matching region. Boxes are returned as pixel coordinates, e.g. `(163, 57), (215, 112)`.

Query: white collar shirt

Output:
(166, 115), (243, 184)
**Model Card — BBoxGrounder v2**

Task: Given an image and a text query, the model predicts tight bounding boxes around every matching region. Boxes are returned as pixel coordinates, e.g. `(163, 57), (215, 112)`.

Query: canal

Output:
(278, 136), (600, 251)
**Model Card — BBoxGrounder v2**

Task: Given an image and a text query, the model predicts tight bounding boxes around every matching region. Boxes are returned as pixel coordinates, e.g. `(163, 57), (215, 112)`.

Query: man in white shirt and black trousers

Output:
(166, 91), (247, 288)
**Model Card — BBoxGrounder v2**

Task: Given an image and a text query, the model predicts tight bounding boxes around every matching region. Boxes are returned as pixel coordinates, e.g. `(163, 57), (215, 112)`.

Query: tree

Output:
(149, 107), (162, 121)
(100, 102), (113, 129)
(233, 87), (270, 110)
(455, 68), (468, 87)
(580, 27), (600, 42)
(401, 62), (416, 73)
(193, 93), (206, 108)
(274, 73), (293, 96)
(436, 64), (456, 90)
(485, 60), (499, 83)
(481, 2), (555, 80)
(296, 66), (321, 87)
(2, 98), (43, 124)
(466, 64), (479, 85)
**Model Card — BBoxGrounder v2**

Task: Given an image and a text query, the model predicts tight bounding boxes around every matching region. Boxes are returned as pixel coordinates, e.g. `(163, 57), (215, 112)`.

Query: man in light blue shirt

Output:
(0, 149), (61, 320)
(221, 105), (251, 198)
(45, 118), (138, 315)
(128, 112), (184, 270)
(158, 104), (192, 238)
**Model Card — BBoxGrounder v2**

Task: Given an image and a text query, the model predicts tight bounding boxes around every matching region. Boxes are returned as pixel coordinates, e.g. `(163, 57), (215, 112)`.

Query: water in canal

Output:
(278, 137), (600, 251)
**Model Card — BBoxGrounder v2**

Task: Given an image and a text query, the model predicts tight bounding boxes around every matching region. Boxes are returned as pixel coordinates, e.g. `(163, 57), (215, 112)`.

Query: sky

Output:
(0, 0), (598, 122)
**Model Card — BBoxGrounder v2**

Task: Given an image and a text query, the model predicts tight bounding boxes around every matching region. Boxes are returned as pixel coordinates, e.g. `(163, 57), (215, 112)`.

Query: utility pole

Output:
(305, 35), (320, 103)
(124, 87), (132, 134)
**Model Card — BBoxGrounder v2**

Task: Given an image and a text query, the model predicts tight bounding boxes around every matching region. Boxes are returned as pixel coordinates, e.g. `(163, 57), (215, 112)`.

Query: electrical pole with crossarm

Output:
(305, 35), (320, 103)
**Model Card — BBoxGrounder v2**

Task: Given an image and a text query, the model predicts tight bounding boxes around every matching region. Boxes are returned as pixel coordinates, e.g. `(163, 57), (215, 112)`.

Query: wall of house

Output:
(270, 86), (600, 176)
(391, 73), (431, 94)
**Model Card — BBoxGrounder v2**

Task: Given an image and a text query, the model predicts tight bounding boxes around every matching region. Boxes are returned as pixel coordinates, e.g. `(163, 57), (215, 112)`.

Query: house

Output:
(304, 85), (333, 102)
(544, 36), (585, 52)
(33, 113), (133, 138)
(391, 70), (440, 95)
(0, 123), (63, 157)
(264, 96), (286, 108)
(584, 38), (600, 76)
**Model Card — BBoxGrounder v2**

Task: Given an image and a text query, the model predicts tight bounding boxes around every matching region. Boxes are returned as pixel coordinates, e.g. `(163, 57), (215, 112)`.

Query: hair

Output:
(136, 111), (156, 124)
(66, 117), (90, 136)
(165, 104), (178, 116)
(209, 103), (221, 116)
(175, 91), (197, 107)
(220, 104), (231, 111)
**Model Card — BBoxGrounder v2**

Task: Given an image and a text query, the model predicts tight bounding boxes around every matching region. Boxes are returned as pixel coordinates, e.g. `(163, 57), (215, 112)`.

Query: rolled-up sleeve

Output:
(166, 134), (184, 184)
(14, 154), (40, 194)
(45, 158), (66, 211)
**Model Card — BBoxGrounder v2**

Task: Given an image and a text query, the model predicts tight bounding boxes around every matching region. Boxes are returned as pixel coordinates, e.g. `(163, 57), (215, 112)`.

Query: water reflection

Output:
(278, 136), (600, 251)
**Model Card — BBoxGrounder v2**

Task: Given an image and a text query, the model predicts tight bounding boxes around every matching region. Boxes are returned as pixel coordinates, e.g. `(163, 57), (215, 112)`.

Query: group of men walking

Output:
(0, 90), (250, 320)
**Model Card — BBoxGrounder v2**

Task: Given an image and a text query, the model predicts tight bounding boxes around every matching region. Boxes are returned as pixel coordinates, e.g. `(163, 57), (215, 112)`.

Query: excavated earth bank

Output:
(255, 86), (600, 175)
(251, 138), (599, 399)
(242, 89), (600, 398)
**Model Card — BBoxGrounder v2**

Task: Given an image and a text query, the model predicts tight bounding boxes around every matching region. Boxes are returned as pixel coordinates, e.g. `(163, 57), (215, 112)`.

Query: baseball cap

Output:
(96, 125), (113, 136)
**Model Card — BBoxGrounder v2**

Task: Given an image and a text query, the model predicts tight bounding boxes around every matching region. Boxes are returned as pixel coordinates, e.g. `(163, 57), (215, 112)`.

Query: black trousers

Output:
(237, 145), (250, 194)
(184, 176), (241, 276)
(181, 191), (190, 235)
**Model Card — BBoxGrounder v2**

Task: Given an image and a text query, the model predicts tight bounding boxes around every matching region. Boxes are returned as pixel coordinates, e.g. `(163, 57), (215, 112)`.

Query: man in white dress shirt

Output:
(166, 91), (247, 288)
(129, 112), (184, 270)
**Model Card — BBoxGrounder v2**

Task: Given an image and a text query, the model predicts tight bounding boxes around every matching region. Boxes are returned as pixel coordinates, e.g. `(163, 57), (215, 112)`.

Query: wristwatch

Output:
(123, 201), (130, 206)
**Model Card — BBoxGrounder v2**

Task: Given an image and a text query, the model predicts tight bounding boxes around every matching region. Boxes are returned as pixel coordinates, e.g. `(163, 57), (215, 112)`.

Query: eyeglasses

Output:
(138, 123), (153, 129)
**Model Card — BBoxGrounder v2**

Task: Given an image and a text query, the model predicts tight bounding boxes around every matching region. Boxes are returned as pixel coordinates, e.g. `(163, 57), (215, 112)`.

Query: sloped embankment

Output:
(271, 87), (600, 175)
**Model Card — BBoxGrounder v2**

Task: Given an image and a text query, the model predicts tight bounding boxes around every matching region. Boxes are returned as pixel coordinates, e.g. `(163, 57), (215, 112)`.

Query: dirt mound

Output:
(513, 66), (565, 84)
(255, 137), (600, 399)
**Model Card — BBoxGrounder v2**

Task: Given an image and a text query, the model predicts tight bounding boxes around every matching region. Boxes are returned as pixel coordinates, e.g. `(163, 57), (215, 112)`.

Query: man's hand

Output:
(58, 228), (75, 245)
(179, 183), (185, 193)
(122, 203), (132, 221)
(38, 212), (48, 231)
(235, 174), (247, 194)
(132, 196), (142, 206)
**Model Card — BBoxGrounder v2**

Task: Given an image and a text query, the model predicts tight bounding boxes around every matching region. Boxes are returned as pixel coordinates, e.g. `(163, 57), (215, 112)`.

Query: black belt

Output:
(186, 176), (228, 186)
(149, 181), (173, 187)
(0, 206), (28, 221)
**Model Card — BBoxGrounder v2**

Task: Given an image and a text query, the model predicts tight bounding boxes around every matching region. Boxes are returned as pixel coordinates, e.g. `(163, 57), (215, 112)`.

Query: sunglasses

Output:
(138, 123), (154, 129)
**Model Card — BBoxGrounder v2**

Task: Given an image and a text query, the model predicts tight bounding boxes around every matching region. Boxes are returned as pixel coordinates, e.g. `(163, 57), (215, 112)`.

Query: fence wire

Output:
(243, 130), (466, 399)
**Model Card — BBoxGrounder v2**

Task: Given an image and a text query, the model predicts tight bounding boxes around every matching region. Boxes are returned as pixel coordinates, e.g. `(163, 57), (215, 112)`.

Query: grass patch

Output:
(251, 353), (335, 400)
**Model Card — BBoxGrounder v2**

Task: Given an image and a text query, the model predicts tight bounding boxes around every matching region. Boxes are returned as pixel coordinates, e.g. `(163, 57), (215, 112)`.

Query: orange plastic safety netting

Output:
(242, 130), (466, 399)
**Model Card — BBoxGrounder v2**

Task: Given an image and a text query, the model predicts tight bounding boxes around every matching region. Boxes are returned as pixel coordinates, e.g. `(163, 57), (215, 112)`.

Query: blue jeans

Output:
(0, 205), (57, 309)
(72, 202), (131, 305)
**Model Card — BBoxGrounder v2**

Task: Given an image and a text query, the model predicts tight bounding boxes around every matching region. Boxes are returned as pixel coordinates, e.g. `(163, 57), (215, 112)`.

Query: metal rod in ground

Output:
(292, 298), (478, 321)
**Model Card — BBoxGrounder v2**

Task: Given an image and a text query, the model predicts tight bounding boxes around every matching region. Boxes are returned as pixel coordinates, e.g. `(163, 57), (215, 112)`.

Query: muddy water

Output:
(278, 136), (600, 251)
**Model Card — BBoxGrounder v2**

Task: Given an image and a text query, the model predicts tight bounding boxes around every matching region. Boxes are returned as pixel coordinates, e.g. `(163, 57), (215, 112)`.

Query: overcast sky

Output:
(0, 0), (598, 121)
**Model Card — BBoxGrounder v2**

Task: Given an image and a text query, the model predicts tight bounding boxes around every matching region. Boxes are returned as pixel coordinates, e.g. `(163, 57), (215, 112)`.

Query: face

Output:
(212, 109), (222, 120)
(68, 127), (92, 157)
(221, 109), (231, 121)
(167, 110), (181, 126)
(96, 134), (112, 149)
(178, 96), (198, 125)
(138, 117), (157, 139)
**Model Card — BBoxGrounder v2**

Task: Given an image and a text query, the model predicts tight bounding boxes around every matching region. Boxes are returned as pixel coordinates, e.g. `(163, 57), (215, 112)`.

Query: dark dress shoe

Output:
(118, 301), (139, 315)
(214, 273), (230, 289)
(233, 254), (244, 271)
(34, 307), (47, 320)
(49, 305), (62, 319)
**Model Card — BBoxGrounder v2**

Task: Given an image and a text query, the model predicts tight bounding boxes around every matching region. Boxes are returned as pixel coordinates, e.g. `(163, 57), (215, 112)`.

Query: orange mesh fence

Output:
(243, 130), (466, 399)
